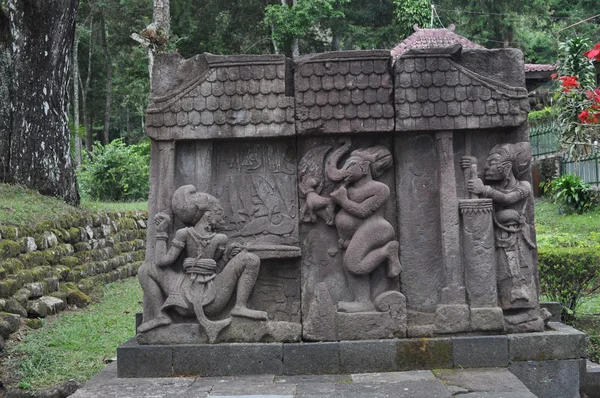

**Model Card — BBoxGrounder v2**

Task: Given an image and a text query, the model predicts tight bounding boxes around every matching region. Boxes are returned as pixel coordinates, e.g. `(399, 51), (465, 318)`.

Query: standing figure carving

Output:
(138, 185), (267, 343)
(462, 143), (536, 309)
(299, 139), (402, 314)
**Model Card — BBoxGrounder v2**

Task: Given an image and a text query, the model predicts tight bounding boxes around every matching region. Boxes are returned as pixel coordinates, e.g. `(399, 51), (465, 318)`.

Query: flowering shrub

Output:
(553, 38), (600, 160)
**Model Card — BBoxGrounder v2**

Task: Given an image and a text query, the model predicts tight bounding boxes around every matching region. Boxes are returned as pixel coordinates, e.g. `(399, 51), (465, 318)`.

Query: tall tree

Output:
(100, 11), (112, 145)
(0, 4), (11, 182)
(3, 0), (80, 204)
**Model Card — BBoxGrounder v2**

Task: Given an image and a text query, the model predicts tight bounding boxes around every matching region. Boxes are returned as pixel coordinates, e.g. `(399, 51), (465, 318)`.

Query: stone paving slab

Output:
(71, 362), (540, 398)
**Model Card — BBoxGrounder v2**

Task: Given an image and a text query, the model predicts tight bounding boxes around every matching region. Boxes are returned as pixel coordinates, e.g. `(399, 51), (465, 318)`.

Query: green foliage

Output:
(528, 107), (557, 125)
(538, 245), (600, 313)
(393, 0), (431, 37)
(5, 278), (142, 389)
(78, 139), (149, 202)
(544, 174), (596, 214)
(265, 0), (349, 53)
(557, 37), (596, 86)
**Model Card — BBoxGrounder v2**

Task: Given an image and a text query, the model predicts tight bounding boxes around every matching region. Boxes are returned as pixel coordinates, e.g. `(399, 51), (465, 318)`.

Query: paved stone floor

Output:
(70, 363), (538, 398)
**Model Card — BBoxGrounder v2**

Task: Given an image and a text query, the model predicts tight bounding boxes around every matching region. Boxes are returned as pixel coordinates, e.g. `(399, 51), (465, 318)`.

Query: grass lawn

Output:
(0, 183), (147, 226)
(535, 197), (600, 363)
(2, 278), (142, 390)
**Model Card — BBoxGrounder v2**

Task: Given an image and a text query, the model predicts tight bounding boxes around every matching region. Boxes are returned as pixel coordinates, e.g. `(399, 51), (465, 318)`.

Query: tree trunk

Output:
(291, 0), (299, 58)
(153, 0), (170, 36)
(7, 0), (80, 205)
(100, 12), (111, 145)
(0, 8), (12, 182)
(73, 25), (82, 168)
(82, 16), (93, 153)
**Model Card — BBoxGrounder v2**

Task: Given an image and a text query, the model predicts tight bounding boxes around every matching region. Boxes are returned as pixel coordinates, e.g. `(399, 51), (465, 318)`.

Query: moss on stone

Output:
(74, 242), (91, 252)
(0, 279), (18, 298)
(0, 240), (22, 259)
(1, 258), (24, 273)
(68, 227), (81, 243)
(19, 251), (49, 268)
(61, 256), (80, 268)
(116, 218), (138, 231)
(0, 226), (19, 240)
(26, 318), (44, 329)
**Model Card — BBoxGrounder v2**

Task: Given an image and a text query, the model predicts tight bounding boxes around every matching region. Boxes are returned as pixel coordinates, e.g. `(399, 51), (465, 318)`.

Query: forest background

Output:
(66, 0), (599, 154)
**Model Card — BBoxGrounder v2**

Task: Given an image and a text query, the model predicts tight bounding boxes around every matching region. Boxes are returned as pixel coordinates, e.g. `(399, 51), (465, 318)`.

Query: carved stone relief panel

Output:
(298, 135), (406, 341)
(212, 140), (299, 247)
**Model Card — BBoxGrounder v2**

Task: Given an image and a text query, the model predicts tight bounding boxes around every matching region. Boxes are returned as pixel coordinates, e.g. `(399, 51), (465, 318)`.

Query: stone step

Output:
(70, 363), (539, 398)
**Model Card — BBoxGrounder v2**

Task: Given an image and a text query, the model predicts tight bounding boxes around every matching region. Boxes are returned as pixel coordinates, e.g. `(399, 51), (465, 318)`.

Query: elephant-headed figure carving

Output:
(137, 185), (267, 343)
(462, 142), (537, 309)
(299, 139), (402, 314)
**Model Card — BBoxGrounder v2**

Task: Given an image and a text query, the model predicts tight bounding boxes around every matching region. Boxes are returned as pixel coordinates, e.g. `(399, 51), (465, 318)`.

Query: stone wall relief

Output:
(461, 142), (545, 332)
(137, 185), (301, 344)
(299, 138), (407, 340)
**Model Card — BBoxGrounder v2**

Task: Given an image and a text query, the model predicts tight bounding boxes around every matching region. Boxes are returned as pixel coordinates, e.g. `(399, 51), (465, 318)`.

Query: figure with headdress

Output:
(461, 143), (536, 309)
(137, 185), (267, 343)
(324, 140), (402, 313)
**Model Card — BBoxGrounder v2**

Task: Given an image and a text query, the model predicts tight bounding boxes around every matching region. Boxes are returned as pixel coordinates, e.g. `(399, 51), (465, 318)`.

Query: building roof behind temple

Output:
(391, 24), (485, 58)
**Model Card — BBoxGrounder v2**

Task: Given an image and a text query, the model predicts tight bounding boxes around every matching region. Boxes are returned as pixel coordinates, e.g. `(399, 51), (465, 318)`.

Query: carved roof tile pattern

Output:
(395, 49), (530, 132)
(524, 63), (556, 73)
(391, 25), (485, 58)
(294, 50), (394, 134)
(147, 56), (294, 140)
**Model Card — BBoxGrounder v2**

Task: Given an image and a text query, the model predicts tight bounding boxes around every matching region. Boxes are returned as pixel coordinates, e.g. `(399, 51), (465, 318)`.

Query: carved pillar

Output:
(145, 139), (175, 262)
(459, 199), (505, 332)
(433, 131), (470, 333)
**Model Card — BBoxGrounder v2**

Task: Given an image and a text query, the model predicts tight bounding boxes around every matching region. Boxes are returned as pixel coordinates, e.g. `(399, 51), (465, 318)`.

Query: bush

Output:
(528, 106), (557, 125)
(539, 245), (600, 314)
(544, 173), (596, 214)
(78, 139), (150, 201)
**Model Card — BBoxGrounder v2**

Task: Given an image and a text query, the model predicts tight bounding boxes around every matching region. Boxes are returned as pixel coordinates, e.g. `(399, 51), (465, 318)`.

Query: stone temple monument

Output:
(117, 33), (588, 397)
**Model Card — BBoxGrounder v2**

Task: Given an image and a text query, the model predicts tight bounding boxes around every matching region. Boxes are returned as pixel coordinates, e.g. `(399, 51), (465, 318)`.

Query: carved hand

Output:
(329, 186), (347, 202)
(154, 212), (171, 233)
(460, 156), (472, 170)
(467, 178), (486, 195)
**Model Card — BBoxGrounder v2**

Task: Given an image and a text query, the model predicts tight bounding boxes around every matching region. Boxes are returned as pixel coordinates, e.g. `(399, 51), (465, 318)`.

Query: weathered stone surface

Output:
(452, 335), (509, 368)
(39, 296), (65, 314)
(508, 322), (587, 361)
(540, 301), (561, 322)
(0, 312), (20, 334)
(397, 337), (453, 370)
(582, 360), (600, 398)
(4, 298), (27, 317)
(509, 359), (581, 398)
(117, 338), (173, 378)
(283, 342), (340, 375)
(303, 282), (337, 341)
(339, 340), (399, 373)
(27, 299), (50, 318)
(435, 368), (535, 396)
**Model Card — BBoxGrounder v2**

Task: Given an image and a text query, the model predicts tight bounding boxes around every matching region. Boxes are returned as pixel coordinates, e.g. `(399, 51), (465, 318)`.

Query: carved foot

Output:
(386, 241), (401, 278)
(231, 305), (268, 320)
(137, 316), (172, 333)
(203, 317), (232, 344)
(337, 301), (376, 313)
(511, 285), (530, 303)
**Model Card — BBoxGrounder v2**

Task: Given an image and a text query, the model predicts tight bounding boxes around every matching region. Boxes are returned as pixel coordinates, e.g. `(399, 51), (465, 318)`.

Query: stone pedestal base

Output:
(136, 317), (301, 345)
(434, 304), (470, 333)
(470, 307), (505, 332)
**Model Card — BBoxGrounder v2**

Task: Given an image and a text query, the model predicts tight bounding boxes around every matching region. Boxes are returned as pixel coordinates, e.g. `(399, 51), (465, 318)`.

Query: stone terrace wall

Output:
(0, 211), (147, 347)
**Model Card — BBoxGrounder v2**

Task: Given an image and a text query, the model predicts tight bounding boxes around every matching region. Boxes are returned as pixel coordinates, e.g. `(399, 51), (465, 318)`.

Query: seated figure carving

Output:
(137, 185), (267, 343)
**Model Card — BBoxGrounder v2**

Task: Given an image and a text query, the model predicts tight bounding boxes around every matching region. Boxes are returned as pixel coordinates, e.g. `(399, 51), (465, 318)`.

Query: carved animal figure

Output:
(297, 145), (335, 225)
(325, 139), (402, 313)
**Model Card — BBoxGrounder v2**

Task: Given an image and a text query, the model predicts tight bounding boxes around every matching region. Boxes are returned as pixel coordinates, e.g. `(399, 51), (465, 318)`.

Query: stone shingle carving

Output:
(294, 50), (394, 135)
(146, 54), (295, 140)
(395, 45), (530, 132)
(391, 25), (486, 58)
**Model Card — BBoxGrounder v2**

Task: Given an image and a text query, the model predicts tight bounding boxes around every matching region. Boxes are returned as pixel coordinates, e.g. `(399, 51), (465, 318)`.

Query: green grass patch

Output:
(5, 278), (142, 390)
(0, 183), (147, 227)
(535, 197), (600, 237)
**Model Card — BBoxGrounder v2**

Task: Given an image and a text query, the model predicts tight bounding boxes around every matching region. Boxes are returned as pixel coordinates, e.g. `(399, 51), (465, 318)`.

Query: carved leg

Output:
(205, 251), (268, 320)
(137, 263), (172, 333)
(337, 273), (375, 313)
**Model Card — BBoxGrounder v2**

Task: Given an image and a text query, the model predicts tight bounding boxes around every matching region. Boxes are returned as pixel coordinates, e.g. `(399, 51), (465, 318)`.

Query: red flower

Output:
(557, 75), (580, 92)
(579, 109), (600, 124)
(583, 43), (600, 61)
(586, 88), (600, 104)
